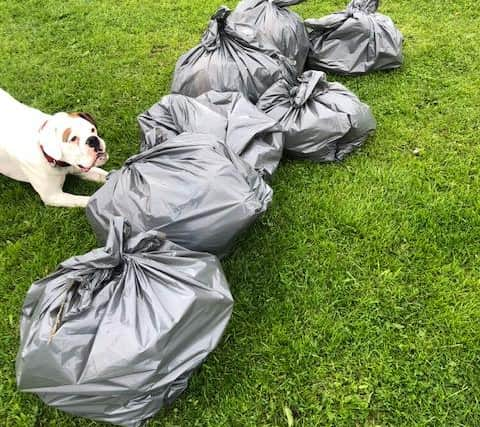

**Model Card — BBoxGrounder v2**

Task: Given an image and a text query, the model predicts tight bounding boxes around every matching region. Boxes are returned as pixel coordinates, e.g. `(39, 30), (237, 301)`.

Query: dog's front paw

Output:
(95, 171), (108, 184)
(42, 192), (91, 208)
(84, 167), (109, 184)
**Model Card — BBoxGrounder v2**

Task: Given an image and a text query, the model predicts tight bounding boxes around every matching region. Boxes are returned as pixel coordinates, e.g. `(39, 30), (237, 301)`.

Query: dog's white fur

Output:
(0, 88), (108, 208)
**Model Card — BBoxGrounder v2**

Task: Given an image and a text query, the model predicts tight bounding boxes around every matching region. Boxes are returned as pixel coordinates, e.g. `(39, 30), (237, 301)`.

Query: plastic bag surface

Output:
(16, 218), (234, 427)
(257, 70), (376, 161)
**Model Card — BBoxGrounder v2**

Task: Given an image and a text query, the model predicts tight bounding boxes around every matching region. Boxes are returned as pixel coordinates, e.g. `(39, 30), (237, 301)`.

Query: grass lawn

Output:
(1, 0), (480, 425)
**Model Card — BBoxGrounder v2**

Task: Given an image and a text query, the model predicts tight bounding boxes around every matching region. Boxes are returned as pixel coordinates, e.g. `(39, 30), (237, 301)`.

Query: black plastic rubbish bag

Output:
(138, 91), (284, 178)
(171, 6), (294, 103)
(257, 70), (376, 162)
(229, 0), (310, 74)
(305, 0), (403, 75)
(16, 217), (233, 427)
(86, 133), (273, 258)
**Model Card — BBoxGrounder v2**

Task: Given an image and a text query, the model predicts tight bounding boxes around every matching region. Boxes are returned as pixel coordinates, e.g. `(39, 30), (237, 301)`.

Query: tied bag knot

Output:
(270, 0), (306, 7)
(289, 70), (329, 108)
(201, 6), (232, 51)
(49, 218), (166, 340)
(347, 0), (379, 16)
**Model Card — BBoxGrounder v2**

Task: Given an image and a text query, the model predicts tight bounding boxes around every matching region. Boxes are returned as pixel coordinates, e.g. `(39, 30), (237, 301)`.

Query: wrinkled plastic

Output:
(229, 0), (310, 74)
(138, 91), (284, 178)
(305, 0), (403, 75)
(257, 70), (376, 162)
(86, 133), (273, 258)
(16, 218), (233, 427)
(171, 6), (294, 103)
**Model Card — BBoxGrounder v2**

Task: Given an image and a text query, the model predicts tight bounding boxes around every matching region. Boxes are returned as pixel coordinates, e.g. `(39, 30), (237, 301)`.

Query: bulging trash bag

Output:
(86, 133), (273, 258)
(229, 0), (310, 74)
(305, 0), (403, 75)
(138, 91), (284, 178)
(16, 217), (233, 427)
(257, 70), (376, 162)
(171, 6), (294, 103)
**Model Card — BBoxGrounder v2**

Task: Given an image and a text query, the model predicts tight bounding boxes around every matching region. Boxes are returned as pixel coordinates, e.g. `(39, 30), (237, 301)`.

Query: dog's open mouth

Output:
(78, 153), (107, 172)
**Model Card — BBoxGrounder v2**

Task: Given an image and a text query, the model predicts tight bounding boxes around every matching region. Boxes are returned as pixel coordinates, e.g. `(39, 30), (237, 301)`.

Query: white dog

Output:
(0, 88), (108, 208)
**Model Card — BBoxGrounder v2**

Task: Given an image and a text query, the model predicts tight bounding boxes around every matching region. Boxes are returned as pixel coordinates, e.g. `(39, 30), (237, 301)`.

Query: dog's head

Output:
(39, 112), (108, 171)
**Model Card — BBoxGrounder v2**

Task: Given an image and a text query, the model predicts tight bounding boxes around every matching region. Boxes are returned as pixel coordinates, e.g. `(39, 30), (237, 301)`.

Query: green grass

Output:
(1, 0), (480, 425)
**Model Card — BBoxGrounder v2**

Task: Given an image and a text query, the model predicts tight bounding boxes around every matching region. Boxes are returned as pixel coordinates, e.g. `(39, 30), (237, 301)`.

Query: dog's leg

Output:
(73, 167), (108, 184)
(40, 192), (91, 208)
(29, 172), (90, 208)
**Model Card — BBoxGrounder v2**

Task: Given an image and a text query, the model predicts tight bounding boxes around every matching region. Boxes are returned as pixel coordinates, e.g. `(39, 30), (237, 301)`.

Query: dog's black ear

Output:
(72, 112), (97, 128)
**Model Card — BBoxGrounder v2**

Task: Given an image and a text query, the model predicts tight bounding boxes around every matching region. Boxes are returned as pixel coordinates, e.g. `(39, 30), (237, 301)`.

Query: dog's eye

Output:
(70, 136), (78, 143)
(91, 128), (96, 133)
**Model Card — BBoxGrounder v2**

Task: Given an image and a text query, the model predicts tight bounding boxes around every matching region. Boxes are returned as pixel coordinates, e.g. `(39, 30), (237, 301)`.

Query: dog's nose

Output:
(86, 136), (101, 152)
